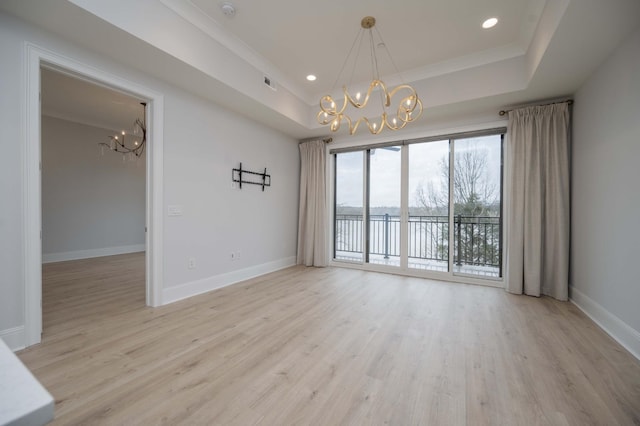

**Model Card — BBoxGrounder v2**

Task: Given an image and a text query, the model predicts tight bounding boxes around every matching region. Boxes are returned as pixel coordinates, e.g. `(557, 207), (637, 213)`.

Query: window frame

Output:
(328, 127), (506, 288)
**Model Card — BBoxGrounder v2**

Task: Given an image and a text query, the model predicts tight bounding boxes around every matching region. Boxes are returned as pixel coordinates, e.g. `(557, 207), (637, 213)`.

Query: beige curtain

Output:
(297, 140), (328, 266)
(506, 103), (570, 300)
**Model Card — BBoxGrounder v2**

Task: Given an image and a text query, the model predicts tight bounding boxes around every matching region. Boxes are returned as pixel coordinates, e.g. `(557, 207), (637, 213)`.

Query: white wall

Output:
(0, 12), (299, 349)
(41, 116), (146, 261)
(571, 26), (640, 359)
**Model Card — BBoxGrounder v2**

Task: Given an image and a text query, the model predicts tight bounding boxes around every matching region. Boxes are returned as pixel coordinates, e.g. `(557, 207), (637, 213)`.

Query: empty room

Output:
(0, 0), (639, 424)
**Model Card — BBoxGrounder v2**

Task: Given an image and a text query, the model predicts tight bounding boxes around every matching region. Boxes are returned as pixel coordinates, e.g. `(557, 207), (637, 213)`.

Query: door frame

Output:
(23, 42), (165, 347)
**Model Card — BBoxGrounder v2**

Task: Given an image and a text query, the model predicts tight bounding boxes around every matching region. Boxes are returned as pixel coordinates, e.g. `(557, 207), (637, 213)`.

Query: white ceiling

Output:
(184, 0), (545, 100)
(2, 0), (640, 139)
(41, 67), (145, 132)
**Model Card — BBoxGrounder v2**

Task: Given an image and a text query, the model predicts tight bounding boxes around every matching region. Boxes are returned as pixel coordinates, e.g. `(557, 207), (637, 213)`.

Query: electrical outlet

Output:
(230, 252), (236, 261)
(236, 250), (241, 260)
(188, 258), (196, 269)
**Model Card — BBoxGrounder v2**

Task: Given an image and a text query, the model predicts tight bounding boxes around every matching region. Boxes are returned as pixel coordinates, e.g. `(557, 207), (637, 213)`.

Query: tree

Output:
(416, 150), (497, 216)
(414, 149), (500, 267)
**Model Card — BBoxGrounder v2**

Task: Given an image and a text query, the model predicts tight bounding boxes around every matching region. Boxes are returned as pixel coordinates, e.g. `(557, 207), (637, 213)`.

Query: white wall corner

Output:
(570, 286), (640, 361)
(162, 256), (297, 305)
(0, 326), (26, 352)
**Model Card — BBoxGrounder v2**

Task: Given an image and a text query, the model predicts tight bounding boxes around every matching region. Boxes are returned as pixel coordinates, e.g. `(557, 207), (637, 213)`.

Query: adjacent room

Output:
(0, 0), (639, 424)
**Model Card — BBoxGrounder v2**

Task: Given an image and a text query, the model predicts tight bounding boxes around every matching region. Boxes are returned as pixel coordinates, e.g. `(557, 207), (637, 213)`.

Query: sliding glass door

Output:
(367, 146), (401, 267)
(451, 135), (502, 277)
(334, 151), (364, 262)
(407, 140), (450, 272)
(333, 130), (504, 281)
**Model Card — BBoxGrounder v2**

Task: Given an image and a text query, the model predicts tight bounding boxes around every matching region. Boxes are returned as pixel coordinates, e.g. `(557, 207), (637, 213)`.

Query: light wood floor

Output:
(19, 253), (640, 425)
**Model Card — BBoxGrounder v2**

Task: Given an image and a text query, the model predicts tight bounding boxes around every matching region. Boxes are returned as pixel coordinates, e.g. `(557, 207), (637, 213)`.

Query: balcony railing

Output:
(335, 214), (501, 269)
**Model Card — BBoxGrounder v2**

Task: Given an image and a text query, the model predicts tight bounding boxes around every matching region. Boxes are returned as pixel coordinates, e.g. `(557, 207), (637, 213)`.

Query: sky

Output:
(335, 135), (502, 208)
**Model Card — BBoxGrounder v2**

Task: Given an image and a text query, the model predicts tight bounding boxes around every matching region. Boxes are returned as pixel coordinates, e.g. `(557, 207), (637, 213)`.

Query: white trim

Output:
(146, 92), (165, 308)
(163, 257), (297, 304)
(23, 44), (42, 349)
(42, 245), (145, 264)
(570, 286), (640, 361)
(0, 326), (26, 352)
(23, 43), (165, 348)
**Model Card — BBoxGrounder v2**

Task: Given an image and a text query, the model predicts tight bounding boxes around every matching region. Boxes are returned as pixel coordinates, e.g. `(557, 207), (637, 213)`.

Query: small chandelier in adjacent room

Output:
(99, 102), (147, 161)
(317, 16), (423, 135)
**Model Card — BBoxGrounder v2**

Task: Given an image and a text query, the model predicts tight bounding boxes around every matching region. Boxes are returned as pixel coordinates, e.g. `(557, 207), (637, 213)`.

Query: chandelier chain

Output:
(332, 28), (362, 91)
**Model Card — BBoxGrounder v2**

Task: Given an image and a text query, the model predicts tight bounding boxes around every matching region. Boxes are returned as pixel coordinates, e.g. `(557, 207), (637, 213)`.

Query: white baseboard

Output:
(163, 256), (296, 305)
(42, 244), (145, 263)
(570, 286), (640, 361)
(0, 326), (26, 352)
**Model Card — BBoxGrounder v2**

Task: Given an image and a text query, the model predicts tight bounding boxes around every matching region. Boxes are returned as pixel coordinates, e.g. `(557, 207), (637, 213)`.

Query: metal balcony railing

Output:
(335, 214), (501, 268)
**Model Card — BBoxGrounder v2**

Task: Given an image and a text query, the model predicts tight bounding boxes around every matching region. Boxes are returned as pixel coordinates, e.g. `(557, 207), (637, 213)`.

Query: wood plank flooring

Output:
(18, 253), (640, 425)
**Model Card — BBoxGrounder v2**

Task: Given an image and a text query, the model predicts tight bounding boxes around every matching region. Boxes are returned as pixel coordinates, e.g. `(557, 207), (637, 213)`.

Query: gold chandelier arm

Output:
(344, 80), (391, 109)
(384, 114), (408, 131)
(396, 97), (423, 123)
(350, 114), (386, 135)
(319, 93), (348, 116)
(388, 85), (423, 123)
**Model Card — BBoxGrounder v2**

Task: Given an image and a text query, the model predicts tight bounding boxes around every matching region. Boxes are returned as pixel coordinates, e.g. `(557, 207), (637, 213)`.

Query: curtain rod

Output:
(298, 137), (333, 144)
(499, 99), (573, 116)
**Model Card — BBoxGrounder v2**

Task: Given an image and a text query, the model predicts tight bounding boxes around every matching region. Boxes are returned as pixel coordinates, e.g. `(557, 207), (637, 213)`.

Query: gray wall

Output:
(42, 116), (145, 260)
(571, 26), (640, 356)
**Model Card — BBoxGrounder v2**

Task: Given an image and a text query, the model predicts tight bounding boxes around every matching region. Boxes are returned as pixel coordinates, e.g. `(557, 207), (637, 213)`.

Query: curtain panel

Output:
(506, 103), (570, 300)
(297, 140), (328, 267)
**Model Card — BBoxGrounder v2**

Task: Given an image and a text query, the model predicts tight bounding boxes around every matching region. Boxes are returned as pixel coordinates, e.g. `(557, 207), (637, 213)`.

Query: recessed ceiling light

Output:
(482, 17), (498, 29)
(306, 74), (317, 81)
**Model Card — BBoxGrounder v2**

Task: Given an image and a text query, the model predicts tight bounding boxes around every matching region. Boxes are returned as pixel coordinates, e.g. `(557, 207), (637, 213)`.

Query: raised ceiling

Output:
(183, 0), (545, 100)
(1, 0), (640, 139)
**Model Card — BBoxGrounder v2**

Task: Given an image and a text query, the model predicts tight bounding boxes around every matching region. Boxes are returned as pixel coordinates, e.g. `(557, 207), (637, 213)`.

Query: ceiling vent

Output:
(263, 75), (277, 91)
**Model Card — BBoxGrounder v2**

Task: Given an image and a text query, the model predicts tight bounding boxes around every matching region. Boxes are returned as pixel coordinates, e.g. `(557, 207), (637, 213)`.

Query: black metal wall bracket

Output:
(232, 162), (271, 191)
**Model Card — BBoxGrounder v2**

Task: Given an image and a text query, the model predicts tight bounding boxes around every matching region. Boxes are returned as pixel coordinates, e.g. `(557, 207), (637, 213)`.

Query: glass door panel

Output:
(407, 140), (450, 272)
(367, 146), (401, 266)
(452, 135), (502, 277)
(334, 151), (364, 262)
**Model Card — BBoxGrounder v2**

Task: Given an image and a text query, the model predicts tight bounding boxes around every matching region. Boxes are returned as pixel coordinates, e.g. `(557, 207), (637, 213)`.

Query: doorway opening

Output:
(23, 44), (164, 348)
(40, 68), (148, 337)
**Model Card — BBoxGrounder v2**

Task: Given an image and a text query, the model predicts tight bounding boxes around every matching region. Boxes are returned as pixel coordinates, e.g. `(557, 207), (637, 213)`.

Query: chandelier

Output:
(317, 16), (422, 135)
(99, 102), (146, 160)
